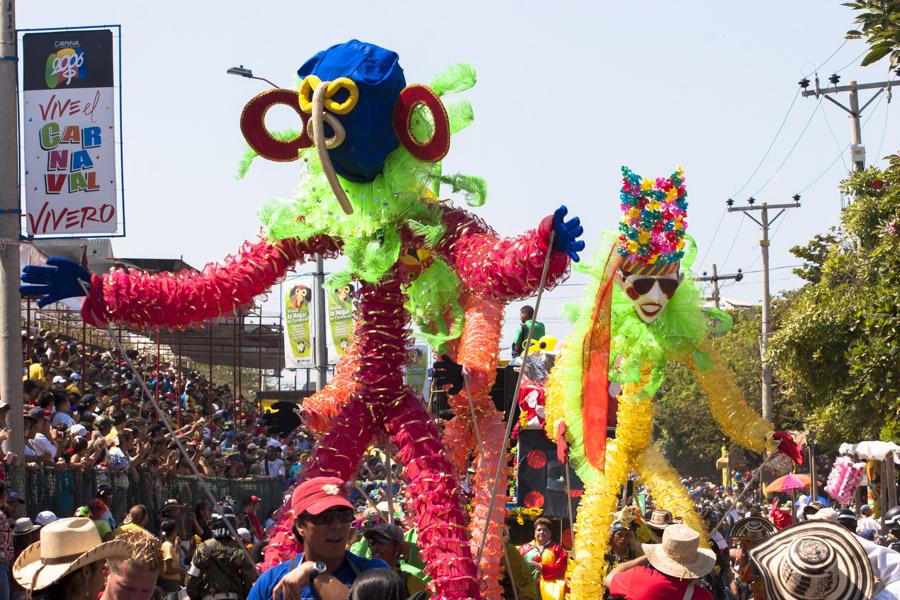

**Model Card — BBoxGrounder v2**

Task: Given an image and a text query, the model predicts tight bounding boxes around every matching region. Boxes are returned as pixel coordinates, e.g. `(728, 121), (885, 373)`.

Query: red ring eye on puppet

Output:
(392, 84), (451, 162)
(240, 88), (312, 162)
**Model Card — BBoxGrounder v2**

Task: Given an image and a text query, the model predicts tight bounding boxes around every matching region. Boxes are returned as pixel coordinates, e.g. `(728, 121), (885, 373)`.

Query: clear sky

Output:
(17, 1), (898, 355)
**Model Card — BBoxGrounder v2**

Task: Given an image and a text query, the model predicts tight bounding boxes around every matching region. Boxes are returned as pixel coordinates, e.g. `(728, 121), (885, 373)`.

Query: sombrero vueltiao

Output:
(749, 520), (873, 600)
(13, 517), (131, 591)
(731, 516), (775, 543)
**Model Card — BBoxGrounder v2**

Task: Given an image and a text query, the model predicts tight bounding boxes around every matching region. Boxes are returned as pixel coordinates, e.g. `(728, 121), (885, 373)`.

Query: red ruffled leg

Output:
(260, 396), (376, 570)
(443, 296), (506, 599)
(385, 390), (481, 599)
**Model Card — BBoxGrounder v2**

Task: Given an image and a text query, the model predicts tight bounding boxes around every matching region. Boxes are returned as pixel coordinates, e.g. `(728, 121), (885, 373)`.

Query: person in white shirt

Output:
(23, 408), (56, 460)
(263, 446), (285, 478)
(857, 504), (882, 535)
(50, 396), (75, 430)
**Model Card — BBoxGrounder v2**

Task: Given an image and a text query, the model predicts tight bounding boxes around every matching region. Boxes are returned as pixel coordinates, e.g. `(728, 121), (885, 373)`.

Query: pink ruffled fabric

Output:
(441, 296), (507, 599)
(436, 204), (569, 302)
(261, 273), (480, 598)
(82, 234), (340, 329)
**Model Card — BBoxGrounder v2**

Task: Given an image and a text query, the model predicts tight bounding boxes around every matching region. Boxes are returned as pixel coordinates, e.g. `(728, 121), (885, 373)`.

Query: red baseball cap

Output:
(250, 495), (262, 503)
(291, 476), (353, 516)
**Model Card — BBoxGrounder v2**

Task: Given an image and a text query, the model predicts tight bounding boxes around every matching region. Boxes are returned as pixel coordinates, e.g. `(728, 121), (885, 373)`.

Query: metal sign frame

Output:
(15, 24), (126, 240)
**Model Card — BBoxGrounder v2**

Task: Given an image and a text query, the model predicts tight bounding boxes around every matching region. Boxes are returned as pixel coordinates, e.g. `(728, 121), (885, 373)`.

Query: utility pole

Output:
(313, 254), (327, 391)
(0, 0), (24, 462)
(697, 263), (744, 310)
(799, 74), (898, 172)
(726, 196), (801, 421)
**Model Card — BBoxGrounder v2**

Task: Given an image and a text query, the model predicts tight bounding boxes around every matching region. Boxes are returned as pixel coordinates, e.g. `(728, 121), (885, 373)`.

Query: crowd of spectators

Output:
(9, 328), (314, 486)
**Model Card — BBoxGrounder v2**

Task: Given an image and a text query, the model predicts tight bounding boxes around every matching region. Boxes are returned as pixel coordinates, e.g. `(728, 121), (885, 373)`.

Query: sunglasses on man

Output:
(628, 276), (679, 297)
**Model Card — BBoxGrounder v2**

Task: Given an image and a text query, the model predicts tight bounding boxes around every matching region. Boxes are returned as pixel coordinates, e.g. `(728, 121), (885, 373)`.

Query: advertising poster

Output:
(326, 282), (355, 358)
(284, 282), (313, 367)
(22, 29), (120, 236)
(403, 344), (431, 397)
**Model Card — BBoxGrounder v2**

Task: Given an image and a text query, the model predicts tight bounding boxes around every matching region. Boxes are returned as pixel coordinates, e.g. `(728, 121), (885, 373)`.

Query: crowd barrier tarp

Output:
(6, 466), (285, 532)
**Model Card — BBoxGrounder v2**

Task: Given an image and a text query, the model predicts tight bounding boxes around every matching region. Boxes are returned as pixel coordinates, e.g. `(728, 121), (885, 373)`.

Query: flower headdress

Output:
(617, 165), (688, 275)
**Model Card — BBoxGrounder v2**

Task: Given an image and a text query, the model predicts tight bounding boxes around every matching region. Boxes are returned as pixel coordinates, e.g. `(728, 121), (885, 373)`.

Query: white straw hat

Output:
(12, 517), (131, 591)
(749, 520), (873, 600)
(641, 524), (716, 579)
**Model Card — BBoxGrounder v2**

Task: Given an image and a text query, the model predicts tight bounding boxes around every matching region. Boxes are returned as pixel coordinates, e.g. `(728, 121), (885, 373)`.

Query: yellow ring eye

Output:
(324, 77), (359, 115)
(298, 75), (321, 114)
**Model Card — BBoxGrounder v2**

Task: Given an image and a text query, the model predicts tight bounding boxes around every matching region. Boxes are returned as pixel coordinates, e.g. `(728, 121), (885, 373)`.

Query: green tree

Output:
(843, 0), (900, 68)
(770, 164), (900, 451)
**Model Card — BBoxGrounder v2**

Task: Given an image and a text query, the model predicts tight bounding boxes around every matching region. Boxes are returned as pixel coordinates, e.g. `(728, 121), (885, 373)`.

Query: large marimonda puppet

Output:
(543, 166), (798, 600)
(21, 40), (584, 599)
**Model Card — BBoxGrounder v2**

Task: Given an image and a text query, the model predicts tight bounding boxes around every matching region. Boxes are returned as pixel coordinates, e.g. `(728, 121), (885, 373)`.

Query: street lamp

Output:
(226, 65), (278, 88)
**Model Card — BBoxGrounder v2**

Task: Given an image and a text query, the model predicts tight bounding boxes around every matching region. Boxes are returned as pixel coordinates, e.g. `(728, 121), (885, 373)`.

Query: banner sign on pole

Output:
(22, 29), (121, 237)
(403, 344), (431, 397)
(284, 282), (313, 368)
(326, 283), (354, 358)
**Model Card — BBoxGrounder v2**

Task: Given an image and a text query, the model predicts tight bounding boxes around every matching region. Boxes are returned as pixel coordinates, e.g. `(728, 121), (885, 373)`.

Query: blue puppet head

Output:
(297, 39), (406, 182)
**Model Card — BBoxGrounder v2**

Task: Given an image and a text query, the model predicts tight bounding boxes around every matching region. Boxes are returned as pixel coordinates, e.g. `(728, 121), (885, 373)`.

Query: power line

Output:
(820, 103), (850, 171)
(797, 89), (887, 194)
(697, 209), (727, 272)
(731, 90), (801, 199)
(720, 218), (744, 270)
(727, 40), (852, 201)
(833, 48), (869, 75)
(752, 100), (822, 196)
(874, 77), (894, 159)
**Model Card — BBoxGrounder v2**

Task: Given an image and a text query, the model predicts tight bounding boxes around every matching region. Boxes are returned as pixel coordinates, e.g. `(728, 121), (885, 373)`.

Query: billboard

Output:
(22, 29), (121, 237)
(283, 282), (313, 368)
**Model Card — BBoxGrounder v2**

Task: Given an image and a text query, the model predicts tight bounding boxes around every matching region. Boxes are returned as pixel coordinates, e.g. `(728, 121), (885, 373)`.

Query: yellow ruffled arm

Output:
(635, 445), (708, 546)
(689, 341), (773, 454)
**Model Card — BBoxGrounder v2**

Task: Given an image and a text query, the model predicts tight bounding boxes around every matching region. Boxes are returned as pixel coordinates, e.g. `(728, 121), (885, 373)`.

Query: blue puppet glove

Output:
(551, 205), (585, 262)
(20, 257), (92, 308)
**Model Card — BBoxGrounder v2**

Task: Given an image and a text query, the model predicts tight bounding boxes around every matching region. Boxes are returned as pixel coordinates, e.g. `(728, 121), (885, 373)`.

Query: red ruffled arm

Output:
(81, 235), (340, 329)
(436, 203), (569, 302)
(541, 544), (568, 581)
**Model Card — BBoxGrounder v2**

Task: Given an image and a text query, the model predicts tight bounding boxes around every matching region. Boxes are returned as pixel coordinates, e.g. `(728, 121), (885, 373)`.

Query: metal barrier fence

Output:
(5, 465), (286, 532)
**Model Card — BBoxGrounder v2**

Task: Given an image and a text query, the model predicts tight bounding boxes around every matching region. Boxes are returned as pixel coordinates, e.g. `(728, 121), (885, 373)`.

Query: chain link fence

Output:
(5, 465), (286, 532)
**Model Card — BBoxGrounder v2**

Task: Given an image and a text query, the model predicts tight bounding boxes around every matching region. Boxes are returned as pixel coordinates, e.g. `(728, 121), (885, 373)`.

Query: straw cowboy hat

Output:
(642, 524), (716, 579)
(12, 517), (131, 591)
(645, 509), (675, 531)
(731, 516), (776, 543)
(749, 520), (873, 600)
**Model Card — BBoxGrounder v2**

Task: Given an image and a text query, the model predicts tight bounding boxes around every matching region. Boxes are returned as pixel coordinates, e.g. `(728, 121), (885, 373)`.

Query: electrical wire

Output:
(697, 209), (727, 273)
(731, 90), (802, 199)
(752, 100), (823, 196)
(797, 90), (887, 195)
(833, 48), (869, 75)
(720, 218), (744, 270)
(821, 104), (851, 171)
(874, 78), (894, 160)
(726, 40), (850, 202)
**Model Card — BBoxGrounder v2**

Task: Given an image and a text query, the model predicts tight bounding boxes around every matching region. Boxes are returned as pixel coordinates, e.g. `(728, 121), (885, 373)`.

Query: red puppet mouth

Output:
(639, 303), (662, 318)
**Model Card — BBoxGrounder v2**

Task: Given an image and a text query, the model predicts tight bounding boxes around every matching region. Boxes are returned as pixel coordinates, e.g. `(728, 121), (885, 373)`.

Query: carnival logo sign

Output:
(45, 46), (86, 89)
(23, 29), (120, 236)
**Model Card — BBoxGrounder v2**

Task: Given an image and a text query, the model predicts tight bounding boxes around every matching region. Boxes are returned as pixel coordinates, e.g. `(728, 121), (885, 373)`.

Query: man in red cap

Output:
(247, 476), (388, 600)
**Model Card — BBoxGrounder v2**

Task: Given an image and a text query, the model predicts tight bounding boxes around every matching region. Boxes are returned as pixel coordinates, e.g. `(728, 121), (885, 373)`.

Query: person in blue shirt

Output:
(247, 476), (388, 600)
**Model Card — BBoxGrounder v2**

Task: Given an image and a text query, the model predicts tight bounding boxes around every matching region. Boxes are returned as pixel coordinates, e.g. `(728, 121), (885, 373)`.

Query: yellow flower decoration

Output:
(640, 178), (653, 191)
